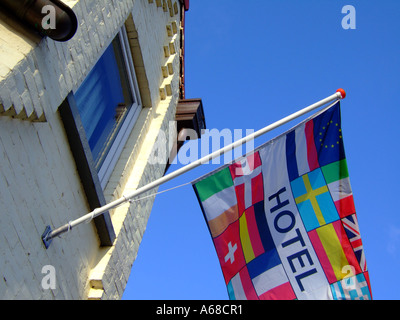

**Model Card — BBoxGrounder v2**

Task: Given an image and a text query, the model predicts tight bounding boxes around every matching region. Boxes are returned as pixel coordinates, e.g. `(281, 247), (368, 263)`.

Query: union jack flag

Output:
(342, 214), (367, 272)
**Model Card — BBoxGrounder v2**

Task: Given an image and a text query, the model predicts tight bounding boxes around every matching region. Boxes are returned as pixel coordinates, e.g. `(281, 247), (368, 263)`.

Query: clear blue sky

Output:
(122, 0), (400, 300)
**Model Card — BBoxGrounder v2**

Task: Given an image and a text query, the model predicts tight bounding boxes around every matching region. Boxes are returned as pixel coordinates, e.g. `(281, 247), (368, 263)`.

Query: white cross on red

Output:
(224, 242), (237, 264)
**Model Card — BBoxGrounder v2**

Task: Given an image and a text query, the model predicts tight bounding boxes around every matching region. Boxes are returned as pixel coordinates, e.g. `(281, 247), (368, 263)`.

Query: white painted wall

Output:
(0, 0), (183, 299)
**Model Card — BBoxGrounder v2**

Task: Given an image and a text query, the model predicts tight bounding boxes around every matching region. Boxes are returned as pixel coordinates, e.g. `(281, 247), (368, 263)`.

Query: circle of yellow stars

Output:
(319, 120), (342, 148)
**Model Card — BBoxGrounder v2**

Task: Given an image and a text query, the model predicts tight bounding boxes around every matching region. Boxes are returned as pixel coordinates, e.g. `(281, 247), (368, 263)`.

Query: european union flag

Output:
(313, 104), (345, 167)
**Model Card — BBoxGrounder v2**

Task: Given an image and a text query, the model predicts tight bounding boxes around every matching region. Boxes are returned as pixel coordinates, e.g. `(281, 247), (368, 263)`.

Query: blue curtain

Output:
(75, 42), (128, 167)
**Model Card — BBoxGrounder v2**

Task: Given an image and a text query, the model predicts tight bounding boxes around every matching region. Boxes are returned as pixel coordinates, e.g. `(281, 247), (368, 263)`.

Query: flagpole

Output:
(42, 89), (346, 247)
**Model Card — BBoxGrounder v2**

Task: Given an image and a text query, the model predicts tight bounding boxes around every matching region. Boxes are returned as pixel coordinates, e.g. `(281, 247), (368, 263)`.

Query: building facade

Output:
(0, 0), (205, 299)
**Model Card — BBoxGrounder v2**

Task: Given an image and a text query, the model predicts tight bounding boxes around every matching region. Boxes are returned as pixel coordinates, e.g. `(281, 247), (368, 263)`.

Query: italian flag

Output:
(322, 159), (356, 218)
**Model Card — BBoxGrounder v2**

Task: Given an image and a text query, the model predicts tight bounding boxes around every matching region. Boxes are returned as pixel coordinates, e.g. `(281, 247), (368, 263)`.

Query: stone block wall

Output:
(0, 0), (184, 299)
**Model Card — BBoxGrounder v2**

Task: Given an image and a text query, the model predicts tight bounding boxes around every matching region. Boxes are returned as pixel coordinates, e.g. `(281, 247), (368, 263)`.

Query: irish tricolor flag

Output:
(193, 101), (372, 300)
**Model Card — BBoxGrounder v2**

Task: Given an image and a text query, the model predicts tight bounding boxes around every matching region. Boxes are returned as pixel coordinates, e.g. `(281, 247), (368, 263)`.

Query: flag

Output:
(192, 101), (372, 300)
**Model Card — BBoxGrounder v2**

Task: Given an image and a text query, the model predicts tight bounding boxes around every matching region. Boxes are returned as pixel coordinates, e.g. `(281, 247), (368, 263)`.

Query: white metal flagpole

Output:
(42, 89), (346, 247)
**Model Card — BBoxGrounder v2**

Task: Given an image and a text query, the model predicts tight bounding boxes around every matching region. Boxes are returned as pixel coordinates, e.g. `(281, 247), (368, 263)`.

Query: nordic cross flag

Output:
(192, 101), (372, 300)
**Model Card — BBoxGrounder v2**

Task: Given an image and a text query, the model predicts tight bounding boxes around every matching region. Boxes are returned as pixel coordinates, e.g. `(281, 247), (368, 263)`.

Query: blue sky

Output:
(122, 0), (400, 300)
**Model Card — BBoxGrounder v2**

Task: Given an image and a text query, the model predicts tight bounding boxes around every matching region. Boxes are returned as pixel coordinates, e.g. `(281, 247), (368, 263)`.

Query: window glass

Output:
(75, 36), (134, 170)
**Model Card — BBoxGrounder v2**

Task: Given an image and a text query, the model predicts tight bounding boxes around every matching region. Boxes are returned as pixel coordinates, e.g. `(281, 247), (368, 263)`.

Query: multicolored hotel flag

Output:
(192, 102), (372, 300)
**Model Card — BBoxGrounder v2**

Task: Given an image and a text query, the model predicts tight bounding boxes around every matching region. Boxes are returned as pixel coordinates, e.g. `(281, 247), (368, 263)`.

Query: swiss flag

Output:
(213, 220), (246, 284)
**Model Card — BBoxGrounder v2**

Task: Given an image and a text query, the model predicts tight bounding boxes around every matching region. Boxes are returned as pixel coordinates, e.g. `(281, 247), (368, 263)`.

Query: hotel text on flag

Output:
(192, 101), (372, 300)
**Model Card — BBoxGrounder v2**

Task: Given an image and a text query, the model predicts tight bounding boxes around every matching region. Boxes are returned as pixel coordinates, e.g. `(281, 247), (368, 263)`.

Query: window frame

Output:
(98, 27), (142, 189)
(58, 25), (144, 246)
(59, 93), (116, 246)
(75, 26), (142, 189)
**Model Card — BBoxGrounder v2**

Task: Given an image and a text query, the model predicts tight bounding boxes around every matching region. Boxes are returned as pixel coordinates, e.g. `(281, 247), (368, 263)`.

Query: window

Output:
(74, 27), (141, 188)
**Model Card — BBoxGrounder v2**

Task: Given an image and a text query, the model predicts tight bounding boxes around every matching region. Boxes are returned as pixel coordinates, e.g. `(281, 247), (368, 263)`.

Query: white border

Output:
(98, 26), (143, 189)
